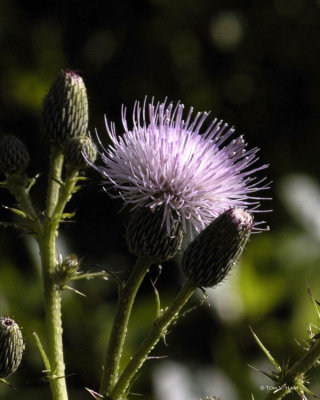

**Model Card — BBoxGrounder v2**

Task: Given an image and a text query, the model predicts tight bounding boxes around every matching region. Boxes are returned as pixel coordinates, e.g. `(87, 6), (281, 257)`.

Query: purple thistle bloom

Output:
(92, 99), (270, 235)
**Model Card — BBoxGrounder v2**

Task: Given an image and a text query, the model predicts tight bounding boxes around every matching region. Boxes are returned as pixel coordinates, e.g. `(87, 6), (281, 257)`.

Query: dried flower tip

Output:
(0, 317), (24, 378)
(182, 208), (253, 288)
(126, 206), (183, 263)
(0, 135), (30, 175)
(42, 70), (89, 144)
(64, 136), (97, 169)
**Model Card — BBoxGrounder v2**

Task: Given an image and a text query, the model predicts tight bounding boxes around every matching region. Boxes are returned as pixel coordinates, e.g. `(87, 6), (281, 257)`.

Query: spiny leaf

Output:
(250, 326), (281, 372)
(296, 382), (319, 398)
(61, 212), (76, 220)
(85, 387), (104, 399)
(2, 205), (27, 219)
(64, 285), (86, 297)
(32, 329), (51, 373)
(247, 363), (276, 380)
(308, 287), (320, 322)
(86, 264), (122, 289)
(150, 266), (162, 318)
(26, 173), (41, 191)
(71, 185), (82, 194)
(69, 270), (108, 281)
(0, 377), (17, 390)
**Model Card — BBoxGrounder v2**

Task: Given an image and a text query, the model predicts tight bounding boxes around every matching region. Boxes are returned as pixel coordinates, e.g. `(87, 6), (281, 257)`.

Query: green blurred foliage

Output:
(0, 0), (320, 399)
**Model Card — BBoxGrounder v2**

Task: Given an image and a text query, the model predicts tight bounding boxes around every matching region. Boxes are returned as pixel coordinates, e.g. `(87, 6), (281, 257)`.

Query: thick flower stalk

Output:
(110, 208), (253, 399)
(0, 70), (101, 400)
(38, 70), (91, 400)
(93, 99), (269, 236)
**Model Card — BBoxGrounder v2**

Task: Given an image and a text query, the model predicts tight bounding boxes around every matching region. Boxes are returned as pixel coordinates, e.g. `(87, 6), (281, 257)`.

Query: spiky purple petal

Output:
(91, 99), (270, 235)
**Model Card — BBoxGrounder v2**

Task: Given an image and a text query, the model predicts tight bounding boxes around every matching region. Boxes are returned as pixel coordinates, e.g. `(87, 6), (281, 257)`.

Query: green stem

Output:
(111, 280), (196, 400)
(52, 168), (78, 224)
(46, 146), (64, 219)
(39, 146), (68, 400)
(100, 256), (153, 396)
(39, 225), (68, 400)
(289, 335), (320, 376)
(2, 157), (68, 399)
(11, 185), (37, 220)
(6, 175), (42, 235)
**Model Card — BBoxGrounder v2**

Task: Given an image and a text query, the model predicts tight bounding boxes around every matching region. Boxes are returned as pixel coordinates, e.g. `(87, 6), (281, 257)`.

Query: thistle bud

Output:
(0, 135), (30, 175)
(64, 136), (97, 169)
(182, 208), (253, 288)
(126, 207), (183, 263)
(0, 317), (24, 378)
(42, 70), (89, 144)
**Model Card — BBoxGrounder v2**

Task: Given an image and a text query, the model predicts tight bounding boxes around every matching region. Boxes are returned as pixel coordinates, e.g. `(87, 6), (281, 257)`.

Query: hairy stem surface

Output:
(111, 280), (196, 400)
(40, 229), (67, 400)
(100, 256), (153, 396)
(39, 146), (68, 400)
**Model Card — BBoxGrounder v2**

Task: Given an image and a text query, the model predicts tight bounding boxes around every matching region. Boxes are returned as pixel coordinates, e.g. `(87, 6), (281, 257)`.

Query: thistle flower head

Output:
(92, 99), (269, 235)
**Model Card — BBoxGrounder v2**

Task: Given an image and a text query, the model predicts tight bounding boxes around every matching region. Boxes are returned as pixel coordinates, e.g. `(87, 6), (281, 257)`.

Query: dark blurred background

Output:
(1, 0), (320, 399)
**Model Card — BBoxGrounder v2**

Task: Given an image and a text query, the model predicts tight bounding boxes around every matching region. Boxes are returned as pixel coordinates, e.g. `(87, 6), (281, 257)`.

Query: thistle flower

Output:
(92, 99), (269, 236)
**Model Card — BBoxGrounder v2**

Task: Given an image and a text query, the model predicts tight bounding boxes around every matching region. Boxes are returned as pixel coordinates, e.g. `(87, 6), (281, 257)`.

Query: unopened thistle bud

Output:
(182, 208), (253, 288)
(42, 70), (89, 144)
(64, 136), (97, 169)
(0, 317), (24, 378)
(126, 207), (183, 263)
(0, 135), (30, 175)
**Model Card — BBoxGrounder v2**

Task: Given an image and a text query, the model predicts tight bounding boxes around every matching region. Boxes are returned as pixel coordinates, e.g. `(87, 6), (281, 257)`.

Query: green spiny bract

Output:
(126, 206), (183, 263)
(42, 70), (89, 144)
(64, 136), (97, 169)
(0, 317), (24, 378)
(0, 135), (30, 175)
(182, 208), (253, 288)
(54, 254), (81, 288)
